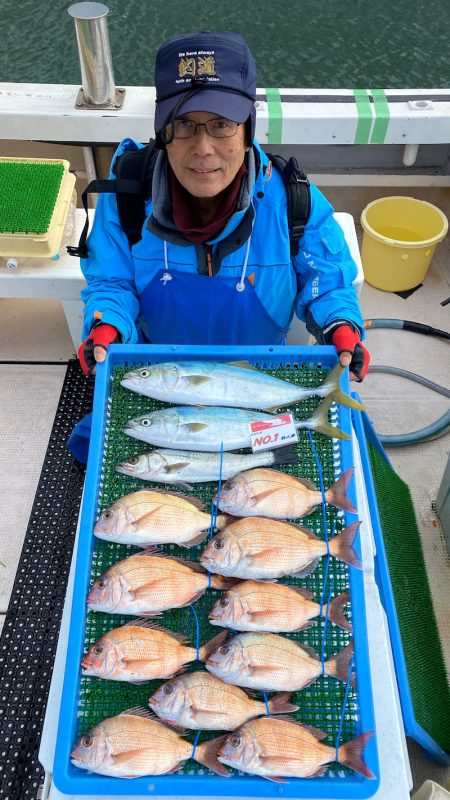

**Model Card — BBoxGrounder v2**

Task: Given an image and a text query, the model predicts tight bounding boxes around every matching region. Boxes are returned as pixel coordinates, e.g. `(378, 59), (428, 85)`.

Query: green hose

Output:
(364, 319), (450, 446)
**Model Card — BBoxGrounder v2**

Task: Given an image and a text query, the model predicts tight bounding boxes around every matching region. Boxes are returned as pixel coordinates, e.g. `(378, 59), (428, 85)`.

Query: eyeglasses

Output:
(169, 118), (241, 139)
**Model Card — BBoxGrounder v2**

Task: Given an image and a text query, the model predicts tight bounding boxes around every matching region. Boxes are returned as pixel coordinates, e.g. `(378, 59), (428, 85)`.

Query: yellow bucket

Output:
(360, 196), (448, 291)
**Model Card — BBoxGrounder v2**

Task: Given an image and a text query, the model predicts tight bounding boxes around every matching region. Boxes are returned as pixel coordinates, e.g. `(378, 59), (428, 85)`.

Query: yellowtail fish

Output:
(94, 489), (228, 548)
(148, 671), (298, 730)
(87, 551), (236, 616)
(115, 445), (296, 487)
(216, 467), (357, 518)
(206, 633), (355, 692)
(209, 582), (352, 633)
(71, 708), (230, 778)
(218, 717), (375, 781)
(124, 397), (349, 451)
(201, 518), (361, 578)
(120, 361), (364, 412)
(81, 621), (228, 682)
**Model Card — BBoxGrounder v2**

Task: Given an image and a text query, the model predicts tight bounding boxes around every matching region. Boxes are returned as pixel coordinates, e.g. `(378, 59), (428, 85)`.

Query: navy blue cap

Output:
(154, 31), (257, 135)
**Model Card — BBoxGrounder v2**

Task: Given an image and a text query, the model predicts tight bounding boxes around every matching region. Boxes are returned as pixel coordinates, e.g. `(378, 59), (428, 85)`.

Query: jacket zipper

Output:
(205, 245), (213, 277)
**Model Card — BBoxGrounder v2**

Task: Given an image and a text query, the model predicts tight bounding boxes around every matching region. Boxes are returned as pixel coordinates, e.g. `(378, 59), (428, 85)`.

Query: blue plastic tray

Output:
(53, 345), (379, 796)
(352, 404), (450, 766)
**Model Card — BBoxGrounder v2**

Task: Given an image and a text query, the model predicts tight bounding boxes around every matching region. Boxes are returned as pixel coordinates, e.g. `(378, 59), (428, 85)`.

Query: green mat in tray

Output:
(0, 159), (64, 234)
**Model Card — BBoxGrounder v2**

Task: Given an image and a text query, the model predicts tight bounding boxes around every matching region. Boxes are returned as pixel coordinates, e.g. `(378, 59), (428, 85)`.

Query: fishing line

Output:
(319, 521), (336, 617)
(307, 430), (330, 555)
(321, 574), (334, 676)
(188, 604), (201, 661)
(191, 729), (202, 761)
(209, 442), (224, 537)
(262, 691), (271, 716)
(335, 652), (355, 764)
(307, 429), (332, 616)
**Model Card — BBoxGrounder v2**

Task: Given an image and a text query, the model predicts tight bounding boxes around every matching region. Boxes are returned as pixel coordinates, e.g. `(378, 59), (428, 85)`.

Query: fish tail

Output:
(270, 444), (297, 466)
(195, 735), (231, 777)
(318, 363), (365, 411)
(210, 574), (241, 590)
(325, 642), (356, 685)
(215, 513), (238, 530)
(325, 468), (357, 513)
(326, 591), (352, 631)
(267, 692), (299, 714)
(338, 731), (376, 779)
(199, 630), (229, 661)
(303, 398), (351, 441)
(328, 522), (362, 569)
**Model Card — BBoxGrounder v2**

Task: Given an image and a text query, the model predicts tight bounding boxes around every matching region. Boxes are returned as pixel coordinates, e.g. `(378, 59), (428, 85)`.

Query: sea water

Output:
(1, 0), (449, 89)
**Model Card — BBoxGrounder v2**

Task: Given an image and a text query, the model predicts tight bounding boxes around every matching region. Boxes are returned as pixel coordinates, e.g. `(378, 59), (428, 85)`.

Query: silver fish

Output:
(115, 445), (296, 486)
(120, 361), (364, 411)
(124, 398), (349, 451)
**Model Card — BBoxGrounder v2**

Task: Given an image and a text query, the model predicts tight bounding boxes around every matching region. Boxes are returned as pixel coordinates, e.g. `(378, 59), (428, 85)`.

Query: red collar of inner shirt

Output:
(169, 162), (247, 245)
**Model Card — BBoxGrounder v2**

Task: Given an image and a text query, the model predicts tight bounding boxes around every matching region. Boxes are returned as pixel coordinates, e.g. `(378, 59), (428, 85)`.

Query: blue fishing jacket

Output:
(80, 138), (364, 344)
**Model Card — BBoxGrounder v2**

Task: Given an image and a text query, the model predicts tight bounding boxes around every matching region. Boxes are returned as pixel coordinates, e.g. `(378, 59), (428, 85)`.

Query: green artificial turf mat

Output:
(78, 363), (363, 778)
(0, 161), (64, 234)
(368, 443), (450, 751)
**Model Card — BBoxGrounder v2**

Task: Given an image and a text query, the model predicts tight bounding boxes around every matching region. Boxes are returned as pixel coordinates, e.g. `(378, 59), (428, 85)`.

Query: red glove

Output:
(331, 324), (370, 382)
(78, 323), (120, 376)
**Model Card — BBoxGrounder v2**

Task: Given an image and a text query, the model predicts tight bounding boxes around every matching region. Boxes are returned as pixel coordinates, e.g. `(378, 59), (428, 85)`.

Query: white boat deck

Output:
(0, 205), (449, 795)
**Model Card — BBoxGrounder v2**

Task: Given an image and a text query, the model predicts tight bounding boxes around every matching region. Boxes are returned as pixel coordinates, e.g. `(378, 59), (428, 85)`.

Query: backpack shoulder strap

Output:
(267, 153), (311, 256)
(68, 141), (158, 258)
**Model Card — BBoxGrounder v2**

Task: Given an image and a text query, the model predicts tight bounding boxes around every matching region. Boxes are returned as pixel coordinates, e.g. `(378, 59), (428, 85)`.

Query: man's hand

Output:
(78, 323), (120, 376)
(331, 325), (370, 382)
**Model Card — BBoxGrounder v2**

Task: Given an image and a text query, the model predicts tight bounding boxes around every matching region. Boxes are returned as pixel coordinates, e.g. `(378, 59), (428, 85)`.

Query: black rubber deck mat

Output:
(0, 359), (94, 800)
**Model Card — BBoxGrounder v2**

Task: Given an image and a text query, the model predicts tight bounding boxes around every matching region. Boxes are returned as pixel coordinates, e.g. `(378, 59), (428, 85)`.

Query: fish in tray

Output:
(81, 620), (228, 682)
(120, 360), (364, 411)
(123, 397), (350, 451)
(217, 717), (375, 781)
(148, 670), (298, 730)
(216, 466), (357, 518)
(115, 444), (296, 486)
(200, 518), (362, 579)
(206, 632), (355, 693)
(209, 581), (352, 633)
(93, 489), (228, 547)
(71, 707), (230, 778)
(86, 551), (236, 615)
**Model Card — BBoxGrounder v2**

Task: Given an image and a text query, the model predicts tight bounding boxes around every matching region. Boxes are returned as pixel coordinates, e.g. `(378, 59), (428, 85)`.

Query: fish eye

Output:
(163, 684), (174, 695)
(92, 645), (103, 655)
(213, 538), (225, 550)
(102, 510), (113, 520)
(219, 596), (230, 607)
(139, 369), (149, 378)
(141, 418), (151, 427)
(127, 456), (140, 465)
(82, 734), (94, 748)
(219, 644), (231, 655)
(229, 734), (241, 748)
(97, 578), (107, 589)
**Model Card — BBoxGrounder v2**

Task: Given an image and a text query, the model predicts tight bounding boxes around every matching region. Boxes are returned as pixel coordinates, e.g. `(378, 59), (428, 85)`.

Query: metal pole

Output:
(68, 2), (118, 107)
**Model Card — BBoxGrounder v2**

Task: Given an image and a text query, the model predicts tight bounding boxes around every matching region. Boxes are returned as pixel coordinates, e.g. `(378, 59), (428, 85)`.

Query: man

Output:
(78, 30), (369, 379)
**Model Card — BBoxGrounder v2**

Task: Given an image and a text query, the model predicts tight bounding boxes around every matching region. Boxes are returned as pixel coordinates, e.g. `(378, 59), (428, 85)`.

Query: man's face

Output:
(166, 112), (249, 199)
